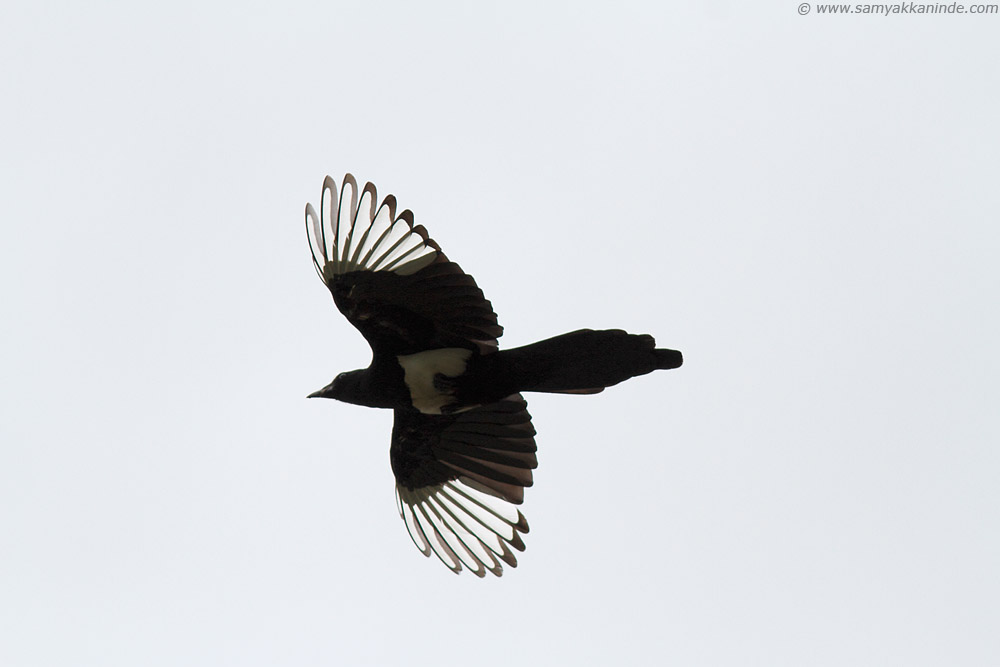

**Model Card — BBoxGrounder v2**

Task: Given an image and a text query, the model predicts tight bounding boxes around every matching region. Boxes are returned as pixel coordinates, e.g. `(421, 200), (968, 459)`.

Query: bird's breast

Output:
(396, 348), (473, 414)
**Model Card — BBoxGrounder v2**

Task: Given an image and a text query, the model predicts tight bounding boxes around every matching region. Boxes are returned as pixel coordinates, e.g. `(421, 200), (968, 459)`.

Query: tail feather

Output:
(655, 347), (684, 370)
(499, 329), (683, 395)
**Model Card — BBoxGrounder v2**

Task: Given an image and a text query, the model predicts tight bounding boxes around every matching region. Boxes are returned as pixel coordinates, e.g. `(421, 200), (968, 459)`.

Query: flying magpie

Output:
(305, 174), (683, 577)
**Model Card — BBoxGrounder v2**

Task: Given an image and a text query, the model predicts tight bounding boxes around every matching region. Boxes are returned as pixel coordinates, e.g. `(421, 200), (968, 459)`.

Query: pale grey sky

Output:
(2, 1), (998, 665)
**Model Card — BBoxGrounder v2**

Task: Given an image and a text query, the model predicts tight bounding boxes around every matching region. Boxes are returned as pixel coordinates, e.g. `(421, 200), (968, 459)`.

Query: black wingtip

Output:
(656, 348), (683, 370)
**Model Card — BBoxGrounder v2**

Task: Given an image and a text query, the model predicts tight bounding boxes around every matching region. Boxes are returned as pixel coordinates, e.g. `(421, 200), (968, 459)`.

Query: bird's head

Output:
(308, 370), (365, 403)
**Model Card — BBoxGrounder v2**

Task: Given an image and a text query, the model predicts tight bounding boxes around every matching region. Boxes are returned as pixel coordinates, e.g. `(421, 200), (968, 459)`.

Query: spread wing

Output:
(390, 394), (537, 577)
(305, 174), (502, 356)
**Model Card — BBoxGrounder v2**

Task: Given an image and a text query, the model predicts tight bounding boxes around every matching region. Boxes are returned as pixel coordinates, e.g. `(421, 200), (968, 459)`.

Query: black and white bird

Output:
(305, 174), (683, 577)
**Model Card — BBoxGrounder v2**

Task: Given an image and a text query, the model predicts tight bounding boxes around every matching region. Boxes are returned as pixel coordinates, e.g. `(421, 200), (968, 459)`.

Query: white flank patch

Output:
(305, 174), (438, 279)
(395, 479), (527, 578)
(396, 348), (472, 414)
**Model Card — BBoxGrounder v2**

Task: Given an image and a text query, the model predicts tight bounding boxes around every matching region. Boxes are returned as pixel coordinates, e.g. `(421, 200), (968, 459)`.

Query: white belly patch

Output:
(396, 348), (473, 414)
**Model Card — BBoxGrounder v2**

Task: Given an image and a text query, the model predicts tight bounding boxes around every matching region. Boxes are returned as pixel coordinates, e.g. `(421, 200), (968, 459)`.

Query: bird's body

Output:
(312, 327), (682, 414)
(305, 174), (682, 577)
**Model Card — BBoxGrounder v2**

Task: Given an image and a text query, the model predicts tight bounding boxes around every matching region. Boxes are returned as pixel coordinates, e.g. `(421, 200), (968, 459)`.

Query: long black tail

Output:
(495, 329), (682, 395)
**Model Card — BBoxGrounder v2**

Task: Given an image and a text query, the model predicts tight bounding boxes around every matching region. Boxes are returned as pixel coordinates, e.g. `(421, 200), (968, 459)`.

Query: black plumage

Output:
(305, 174), (683, 577)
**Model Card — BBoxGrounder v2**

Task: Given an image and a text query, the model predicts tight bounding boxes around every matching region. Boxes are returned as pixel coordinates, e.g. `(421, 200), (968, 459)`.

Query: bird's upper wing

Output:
(305, 174), (502, 356)
(390, 394), (537, 577)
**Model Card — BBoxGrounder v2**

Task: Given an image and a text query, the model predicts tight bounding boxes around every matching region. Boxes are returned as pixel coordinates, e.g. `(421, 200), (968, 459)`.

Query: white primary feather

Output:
(305, 174), (439, 280)
(395, 479), (528, 578)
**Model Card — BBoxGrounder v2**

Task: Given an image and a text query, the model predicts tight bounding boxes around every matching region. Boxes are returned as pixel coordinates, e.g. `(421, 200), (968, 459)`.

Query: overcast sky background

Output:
(2, 1), (998, 665)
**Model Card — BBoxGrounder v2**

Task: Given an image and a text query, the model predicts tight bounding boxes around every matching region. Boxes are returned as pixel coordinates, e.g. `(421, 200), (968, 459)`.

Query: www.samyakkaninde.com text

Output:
(810, 2), (997, 13)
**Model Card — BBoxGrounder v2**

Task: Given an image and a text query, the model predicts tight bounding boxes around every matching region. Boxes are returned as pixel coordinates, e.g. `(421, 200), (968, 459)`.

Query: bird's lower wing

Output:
(390, 395), (537, 577)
